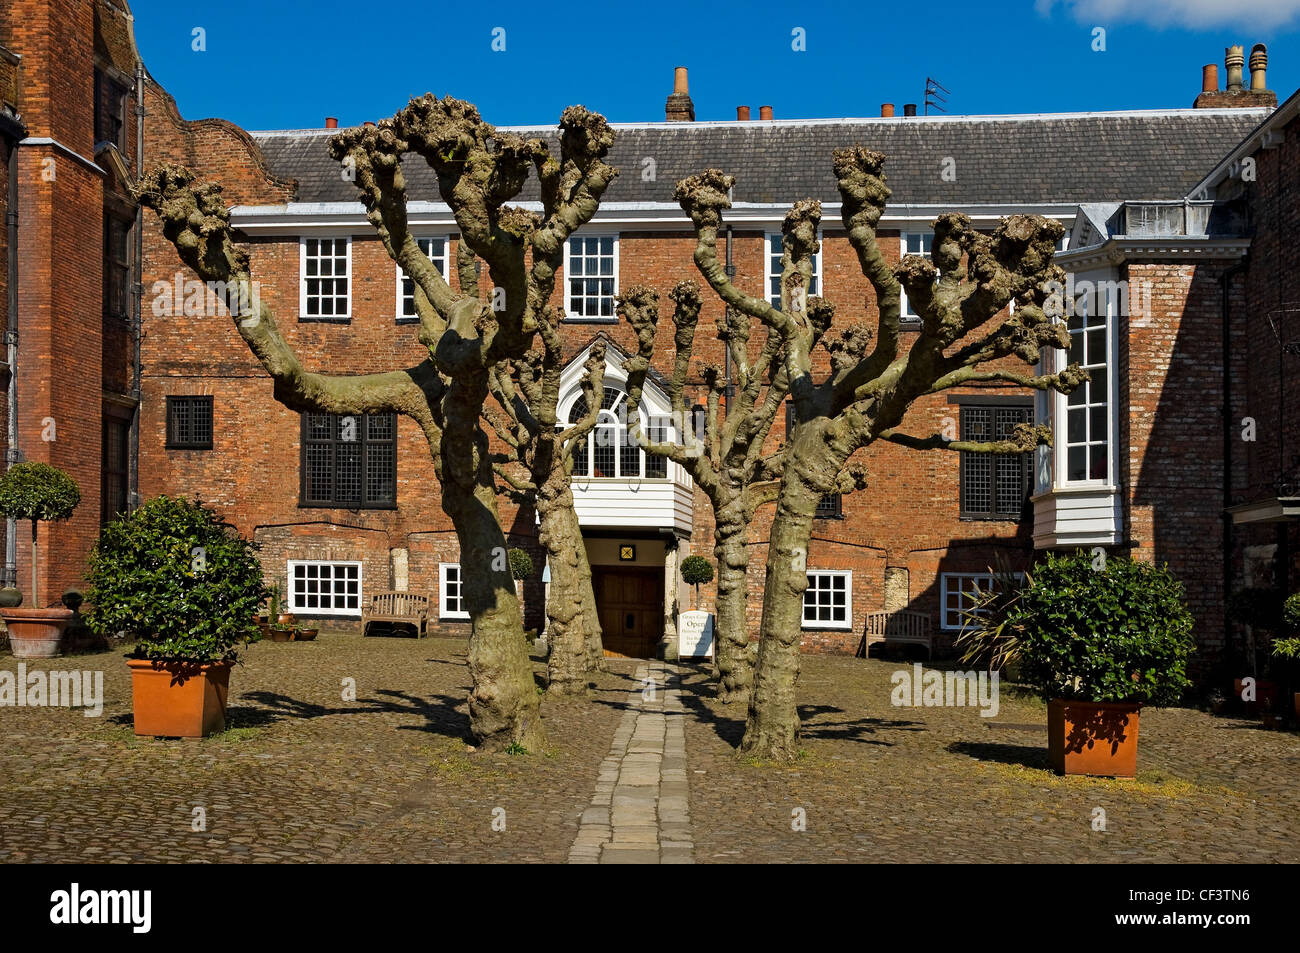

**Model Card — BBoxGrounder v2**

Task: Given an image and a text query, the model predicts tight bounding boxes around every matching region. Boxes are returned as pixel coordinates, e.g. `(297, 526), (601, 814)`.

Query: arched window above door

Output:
(566, 384), (669, 479)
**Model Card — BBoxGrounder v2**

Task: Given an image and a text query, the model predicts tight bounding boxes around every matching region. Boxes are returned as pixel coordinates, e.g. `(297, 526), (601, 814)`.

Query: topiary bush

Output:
(507, 547), (533, 581)
(86, 495), (266, 662)
(680, 555), (714, 586)
(996, 550), (1195, 706)
(0, 461), (81, 607)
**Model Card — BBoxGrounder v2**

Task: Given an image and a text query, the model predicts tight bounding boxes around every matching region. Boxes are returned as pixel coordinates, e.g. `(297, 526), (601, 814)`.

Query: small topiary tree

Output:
(680, 555), (715, 610)
(997, 550), (1195, 706)
(0, 462), (81, 609)
(507, 548), (534, 581)
(86, 495), (266, 662)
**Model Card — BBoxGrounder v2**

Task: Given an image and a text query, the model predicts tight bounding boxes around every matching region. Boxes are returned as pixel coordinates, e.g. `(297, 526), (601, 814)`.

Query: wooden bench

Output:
(361, 591), (432, 638)
(862, 609), (934, 659)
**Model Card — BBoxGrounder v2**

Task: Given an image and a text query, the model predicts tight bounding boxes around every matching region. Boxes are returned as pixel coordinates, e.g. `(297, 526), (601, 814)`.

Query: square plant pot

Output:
(1047, 699), (1141, 777)
(127, 658), (232, 738)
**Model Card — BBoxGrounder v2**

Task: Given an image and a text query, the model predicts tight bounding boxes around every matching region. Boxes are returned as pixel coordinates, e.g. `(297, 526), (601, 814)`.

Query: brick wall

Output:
(137, 112), (1039, 651)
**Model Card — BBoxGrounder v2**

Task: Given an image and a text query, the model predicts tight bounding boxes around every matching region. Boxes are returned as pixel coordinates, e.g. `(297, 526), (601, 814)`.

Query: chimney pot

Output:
(1225, 45), (1245, 91)
(737, 105), (750, 121)
(759, 105), (773, 120)
(665, 67), (696, 122)
(880, 103), (895, 117)
(903, 103), (917, 117)
(1201, 64), (1218, 93)
(1250, 43), (1268, 91)
(325, 116), (338, 129)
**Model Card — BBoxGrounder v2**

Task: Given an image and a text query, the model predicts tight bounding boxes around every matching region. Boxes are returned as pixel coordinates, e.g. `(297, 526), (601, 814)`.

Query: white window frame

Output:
(394, 236), (450, 322)
(563, 233), (619, 321)
(765, 231), (822, 309)
(286, 559), (363, 617)
(940, 571), (1026, 631)
(1057, 280), (1114, 487)
(900, 231), (933, 322)
(801, 570), (853, 630)
(300, 236), (352, 320)
(440, 562), (470, 620)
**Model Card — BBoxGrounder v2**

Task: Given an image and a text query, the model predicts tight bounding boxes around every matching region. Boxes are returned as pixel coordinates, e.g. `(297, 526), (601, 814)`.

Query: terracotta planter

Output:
(127, 658), (233, 738)
(293, 628), (317, 641)
(1, 607), (73, 658)
(1047, 699), (1141, 777)
(276, 612), (295, 627)
(268, 627), (293, 643)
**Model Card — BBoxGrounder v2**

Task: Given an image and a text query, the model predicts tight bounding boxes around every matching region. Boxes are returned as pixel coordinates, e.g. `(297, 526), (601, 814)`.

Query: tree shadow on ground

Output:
(673, 668), (746, 746)
(236, 687), (472, 741)
(947, 739), (1052, 770)
(585, 666), (655, 715)
(797, 704), (923, 745)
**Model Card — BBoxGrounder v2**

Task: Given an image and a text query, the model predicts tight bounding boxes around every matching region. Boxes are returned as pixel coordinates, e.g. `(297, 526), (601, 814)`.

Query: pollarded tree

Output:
(138, 96), (618, 750)
(617, 283), (867, 702)
(674, 148), (1088, 760)
(485, 330), (608, 693)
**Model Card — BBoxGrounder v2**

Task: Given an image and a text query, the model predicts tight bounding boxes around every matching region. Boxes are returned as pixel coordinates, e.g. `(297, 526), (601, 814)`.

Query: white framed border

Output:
(299, 235), (352, 320)
(801, 569), (853, 630)
(562, 232), (620, 321)
(765, 230), (823, 309)
(394, 235), (450, 322)
(439, 562), (470, 620)
(286, 559), (363, 617)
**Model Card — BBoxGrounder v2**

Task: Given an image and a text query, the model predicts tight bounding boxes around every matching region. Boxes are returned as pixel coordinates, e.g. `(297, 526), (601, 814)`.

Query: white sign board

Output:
(678, 610), (715, 659)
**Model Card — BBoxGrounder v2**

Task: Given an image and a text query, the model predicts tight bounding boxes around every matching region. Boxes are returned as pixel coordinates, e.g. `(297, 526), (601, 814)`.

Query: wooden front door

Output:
(593, 566), (664, 659)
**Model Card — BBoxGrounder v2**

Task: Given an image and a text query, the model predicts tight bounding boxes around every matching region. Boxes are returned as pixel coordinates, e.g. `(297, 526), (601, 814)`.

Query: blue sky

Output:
(131, 0), (1300, 129)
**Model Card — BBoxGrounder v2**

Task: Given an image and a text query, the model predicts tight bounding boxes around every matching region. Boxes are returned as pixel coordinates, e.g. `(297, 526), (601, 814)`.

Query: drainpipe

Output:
(129, 61), (145, 511)
(4, 115), (25, 589)
(1222, 255), (1248, 676)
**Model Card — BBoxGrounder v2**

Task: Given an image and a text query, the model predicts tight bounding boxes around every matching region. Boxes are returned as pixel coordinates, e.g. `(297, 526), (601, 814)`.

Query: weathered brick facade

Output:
(9, 0), (1296, 682)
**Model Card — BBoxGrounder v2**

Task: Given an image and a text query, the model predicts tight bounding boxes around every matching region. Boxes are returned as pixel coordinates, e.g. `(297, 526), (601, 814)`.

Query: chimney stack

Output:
(325, 116), (338, 128)
(665, 66), (695, 122)
(1194, 43), (1275, 108)
(737, 105), (750, 121)
(1225, 45), (1245, 91)
(1250, 43), (1268, 91)
(880, 103), (894, 117)
(903, 103), (917, 117)
(759, 105), (773, 120)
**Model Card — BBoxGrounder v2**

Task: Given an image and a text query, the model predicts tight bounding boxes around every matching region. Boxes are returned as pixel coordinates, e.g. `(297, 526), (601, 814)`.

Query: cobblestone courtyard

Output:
(1, 635), (1296, 863)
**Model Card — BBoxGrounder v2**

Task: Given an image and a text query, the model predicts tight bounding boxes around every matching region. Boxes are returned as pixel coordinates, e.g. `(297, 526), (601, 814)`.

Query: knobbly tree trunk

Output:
(741, 434), (846, 760)
(489, 340), (607, 693)
(536, 472), (599, 694)
(713, 497), (756, 703)
(437, 375), (543, 750)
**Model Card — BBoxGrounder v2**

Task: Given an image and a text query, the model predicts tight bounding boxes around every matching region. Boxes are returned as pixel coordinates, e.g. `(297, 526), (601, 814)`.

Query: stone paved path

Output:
(568, 661), (694, 864)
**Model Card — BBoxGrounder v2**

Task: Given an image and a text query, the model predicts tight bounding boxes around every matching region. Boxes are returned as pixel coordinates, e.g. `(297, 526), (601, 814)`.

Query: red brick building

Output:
(7, 1), (1297, 684)
(132, 54), (1273, 670)
(1, 0), (141, 606)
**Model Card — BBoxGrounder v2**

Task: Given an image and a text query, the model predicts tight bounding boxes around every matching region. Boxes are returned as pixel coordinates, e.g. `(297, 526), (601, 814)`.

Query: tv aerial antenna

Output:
(924, 77), (949, 116)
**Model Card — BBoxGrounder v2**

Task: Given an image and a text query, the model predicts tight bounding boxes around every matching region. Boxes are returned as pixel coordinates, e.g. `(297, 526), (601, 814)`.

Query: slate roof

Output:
(250, 109), (1269, 208)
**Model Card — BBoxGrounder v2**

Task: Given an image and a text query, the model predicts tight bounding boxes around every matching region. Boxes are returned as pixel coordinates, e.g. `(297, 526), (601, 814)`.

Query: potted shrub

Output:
(1271, 594), (1300, 720)
(508, 547), (533, 602)
(978, 551), (1195, 777)
(680, 555), (714, 610)
(86, 495), (266, 737)
(0, 462), (81, 657)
